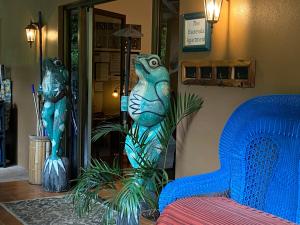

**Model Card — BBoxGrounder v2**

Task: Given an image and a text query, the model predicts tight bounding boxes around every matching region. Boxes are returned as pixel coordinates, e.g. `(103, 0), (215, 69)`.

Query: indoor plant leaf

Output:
(70, 93), (203, 224)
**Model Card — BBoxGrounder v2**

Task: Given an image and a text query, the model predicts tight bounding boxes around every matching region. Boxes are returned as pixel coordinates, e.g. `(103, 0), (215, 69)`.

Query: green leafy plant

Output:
(69, 93), (203, 224)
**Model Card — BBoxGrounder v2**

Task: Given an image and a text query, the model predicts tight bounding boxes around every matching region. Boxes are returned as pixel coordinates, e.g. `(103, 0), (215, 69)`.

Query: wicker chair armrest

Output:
(159, 169), (230, 212)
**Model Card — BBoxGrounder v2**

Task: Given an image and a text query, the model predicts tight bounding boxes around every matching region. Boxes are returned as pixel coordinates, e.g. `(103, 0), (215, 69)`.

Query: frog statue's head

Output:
(134, 54), (169, 84)
(42, 58), (68, 101)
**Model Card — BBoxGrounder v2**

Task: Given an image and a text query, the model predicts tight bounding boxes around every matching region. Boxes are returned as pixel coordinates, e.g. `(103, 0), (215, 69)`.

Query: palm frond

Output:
(68, 159), (122, 217)
(72, 92), (203, 224)
(92, 123), (153, 160)
(93, 121), (158, 168)
(158, 93), (203, 161)
(92, 123), (126, 142)
(102, 166), (168, 224)
(124, 136), (159, 169)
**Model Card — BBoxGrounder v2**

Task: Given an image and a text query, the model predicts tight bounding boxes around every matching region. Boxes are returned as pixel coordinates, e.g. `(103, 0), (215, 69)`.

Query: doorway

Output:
(91, 8), (125, 166)
(58, 0), (179, 178)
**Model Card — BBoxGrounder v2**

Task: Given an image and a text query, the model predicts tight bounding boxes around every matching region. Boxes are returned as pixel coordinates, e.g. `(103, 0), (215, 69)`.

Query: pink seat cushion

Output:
(157, 197), (295, 225)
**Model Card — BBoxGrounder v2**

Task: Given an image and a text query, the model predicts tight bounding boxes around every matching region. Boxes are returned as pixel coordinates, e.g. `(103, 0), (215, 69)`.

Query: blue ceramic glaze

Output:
(125, 54), (170, 168)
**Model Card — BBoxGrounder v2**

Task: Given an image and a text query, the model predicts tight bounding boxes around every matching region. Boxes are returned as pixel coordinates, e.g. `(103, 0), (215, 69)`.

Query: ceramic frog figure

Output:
(125, 54), (170, 168)
(41, 58), (69, 192)
(128, 54), (170, 127)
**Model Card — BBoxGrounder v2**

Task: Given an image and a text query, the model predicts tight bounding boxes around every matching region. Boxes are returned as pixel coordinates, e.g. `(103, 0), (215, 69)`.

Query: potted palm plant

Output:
(69, 93), (202, 224)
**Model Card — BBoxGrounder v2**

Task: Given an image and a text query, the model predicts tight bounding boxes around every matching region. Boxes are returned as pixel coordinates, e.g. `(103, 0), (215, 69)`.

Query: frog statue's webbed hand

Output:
(129, 92), (166, 117)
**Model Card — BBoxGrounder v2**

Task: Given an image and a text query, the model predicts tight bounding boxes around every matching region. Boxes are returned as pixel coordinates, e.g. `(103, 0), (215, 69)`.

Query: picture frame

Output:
(182, 12), (211, 52)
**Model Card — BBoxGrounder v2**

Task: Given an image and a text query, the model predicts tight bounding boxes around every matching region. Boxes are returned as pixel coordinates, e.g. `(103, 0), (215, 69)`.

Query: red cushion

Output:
(157, 197), (295, 225)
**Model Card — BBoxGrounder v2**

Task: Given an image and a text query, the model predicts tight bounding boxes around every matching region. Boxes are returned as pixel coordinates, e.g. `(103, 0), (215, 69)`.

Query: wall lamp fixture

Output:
(25, 11), (43, 84)
(204, 0), (223, 28)
(25, 23), (37, 48)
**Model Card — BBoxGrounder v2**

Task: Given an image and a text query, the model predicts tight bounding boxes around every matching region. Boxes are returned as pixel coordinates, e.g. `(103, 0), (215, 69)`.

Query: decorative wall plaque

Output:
(182, 12), (211, 52)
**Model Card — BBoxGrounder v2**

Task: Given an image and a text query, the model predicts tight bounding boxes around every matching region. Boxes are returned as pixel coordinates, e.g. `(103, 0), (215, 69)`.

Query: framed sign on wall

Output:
(182, 12), (211, 52)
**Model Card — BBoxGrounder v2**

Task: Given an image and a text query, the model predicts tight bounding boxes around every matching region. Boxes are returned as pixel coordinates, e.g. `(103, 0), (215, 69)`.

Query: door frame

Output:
(92, 7), (126, 110)
(58, 0), (161, 63)
(92, 8), (126, 167)
(58, 6), (90, 178)
(58, 0), (125, 175)
(57, 0), (163, 175)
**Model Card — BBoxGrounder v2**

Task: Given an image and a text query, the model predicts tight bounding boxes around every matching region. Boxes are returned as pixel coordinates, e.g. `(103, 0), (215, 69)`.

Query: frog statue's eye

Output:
(54, 59), (62, 66)
(148, 58), (160, 69)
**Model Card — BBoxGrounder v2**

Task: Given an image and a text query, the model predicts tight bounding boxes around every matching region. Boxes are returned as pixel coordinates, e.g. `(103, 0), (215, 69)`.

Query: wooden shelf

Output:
(182, 60), (255, 88)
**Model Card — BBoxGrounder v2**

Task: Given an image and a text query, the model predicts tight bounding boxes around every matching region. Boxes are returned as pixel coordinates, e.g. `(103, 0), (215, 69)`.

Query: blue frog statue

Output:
(125, 54), (170, 168)
(41, 58), (69, 192)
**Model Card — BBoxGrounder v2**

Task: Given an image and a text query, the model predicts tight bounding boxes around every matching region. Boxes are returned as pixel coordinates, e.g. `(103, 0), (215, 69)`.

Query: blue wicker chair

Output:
(159, 95), (300, 223)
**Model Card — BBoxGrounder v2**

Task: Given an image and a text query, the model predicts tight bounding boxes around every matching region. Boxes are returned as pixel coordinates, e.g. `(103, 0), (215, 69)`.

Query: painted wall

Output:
(0, 0), (43, 168)
(42, 0), (76, 58)
(176, 0), (300, 177)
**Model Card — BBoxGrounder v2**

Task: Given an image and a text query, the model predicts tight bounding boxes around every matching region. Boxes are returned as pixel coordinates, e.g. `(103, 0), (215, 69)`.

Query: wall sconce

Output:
(25, 11), (42, 47)
(25, 11), (43, 84)
(25, 23), (37, 47)
(204, 0), (223, 28)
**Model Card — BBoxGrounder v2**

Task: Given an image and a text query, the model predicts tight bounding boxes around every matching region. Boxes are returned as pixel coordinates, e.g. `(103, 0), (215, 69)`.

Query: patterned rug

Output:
(0, 196), (106, 225)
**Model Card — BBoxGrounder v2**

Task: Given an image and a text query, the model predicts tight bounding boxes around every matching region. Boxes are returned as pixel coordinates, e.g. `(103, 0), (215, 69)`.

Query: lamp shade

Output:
(204, 0), (223, 23)
(25, 23), (37, 47)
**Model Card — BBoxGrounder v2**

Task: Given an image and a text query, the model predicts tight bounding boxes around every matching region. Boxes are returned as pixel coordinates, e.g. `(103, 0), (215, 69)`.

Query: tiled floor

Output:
(0, 181), (154, 225)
